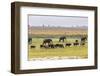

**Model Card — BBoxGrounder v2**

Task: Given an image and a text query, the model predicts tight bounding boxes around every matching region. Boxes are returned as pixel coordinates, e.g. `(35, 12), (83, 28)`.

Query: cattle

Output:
(65, 43), (72, 47)
(73, 42), (79, 46)
(55, 44), (64, 48)
(40, 44), (55, 48)
(40, 44), (64, 48)
(49, 44), (55, 48)
(30, 45), (36, 48)
(81, 42), (85, 46)
(40, 44), (44, 48)
(40, 44), (48, 48)
(75, 40), (78, 43)
(73, 40), (80, 46)
(59, 36), (66, 42)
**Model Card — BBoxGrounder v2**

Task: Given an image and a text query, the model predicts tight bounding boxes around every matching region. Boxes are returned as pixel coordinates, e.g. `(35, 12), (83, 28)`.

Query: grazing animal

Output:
(81, 42), (85, 46)
(49, 44), (55, 48)
(73, 40), (80, 46)
(40, 44), (48, 48)
(40, 44), (55, 48)
(59, 36), (66, 42)
(80, 37), (87, 46)
(40, 44), (44, 48)
(43, 39), (53, 45)
(65, 43), (72, 47)
(81, 37), (87, 42)
(30, 45), (36, 48)
(73, 42), (79, 46)
(75, 40), (78, 43)
(55, 44), (64, 48)
(28, 38), (32, 44)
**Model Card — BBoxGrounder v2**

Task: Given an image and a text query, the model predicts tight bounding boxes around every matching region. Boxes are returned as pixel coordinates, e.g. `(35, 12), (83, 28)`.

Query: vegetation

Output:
(28, 38), (88, 60)
(28, 26), (88, 60)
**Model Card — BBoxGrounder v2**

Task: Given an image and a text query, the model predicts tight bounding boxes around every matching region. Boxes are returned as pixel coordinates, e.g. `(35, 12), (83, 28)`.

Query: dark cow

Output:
(55, 44), (64, 48)
(43, 39), (53, 45)
(30, 45), (36, 48)
(73, 40), (80, 46)
(73, 42), (79, 46)
(40, 44), (55, 48)
(81, 43), (85, 46)
(59, 36), (66, 42)
(75, 40), (78, 43)
(49, 44), (55, 48)
(40, 44), (49, 48)
(40, 44), (44, 48)
(65, 43), (72, 47)
(28, 38), (32, 44)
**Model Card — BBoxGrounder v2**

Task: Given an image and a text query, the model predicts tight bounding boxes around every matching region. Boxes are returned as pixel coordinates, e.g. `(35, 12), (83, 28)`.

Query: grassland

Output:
(28, 38), (88, 60)
(28, 26), (88, 60)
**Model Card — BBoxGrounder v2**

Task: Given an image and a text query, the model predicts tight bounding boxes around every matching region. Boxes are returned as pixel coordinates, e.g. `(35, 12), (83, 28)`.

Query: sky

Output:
(28, 15), (88, 27)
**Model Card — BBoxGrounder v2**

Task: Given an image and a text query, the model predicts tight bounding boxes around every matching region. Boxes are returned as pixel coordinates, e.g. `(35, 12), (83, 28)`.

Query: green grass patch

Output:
(28, 38), (88, 60)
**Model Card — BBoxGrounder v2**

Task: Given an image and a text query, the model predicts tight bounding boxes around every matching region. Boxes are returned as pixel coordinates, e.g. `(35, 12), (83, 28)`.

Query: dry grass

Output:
(29, 27), (87, 36)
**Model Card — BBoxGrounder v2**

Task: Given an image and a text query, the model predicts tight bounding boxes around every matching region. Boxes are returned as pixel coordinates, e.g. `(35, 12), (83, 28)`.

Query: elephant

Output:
(59, 36), (66, 42)
(42, 39), (53, 45)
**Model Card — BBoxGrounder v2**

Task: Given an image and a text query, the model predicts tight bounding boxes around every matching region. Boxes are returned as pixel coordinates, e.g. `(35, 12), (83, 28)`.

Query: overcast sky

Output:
(28, 15), (88, 27)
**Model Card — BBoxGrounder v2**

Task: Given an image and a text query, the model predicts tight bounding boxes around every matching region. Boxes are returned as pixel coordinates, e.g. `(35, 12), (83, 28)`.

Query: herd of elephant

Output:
(28, 36), (87, 49)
